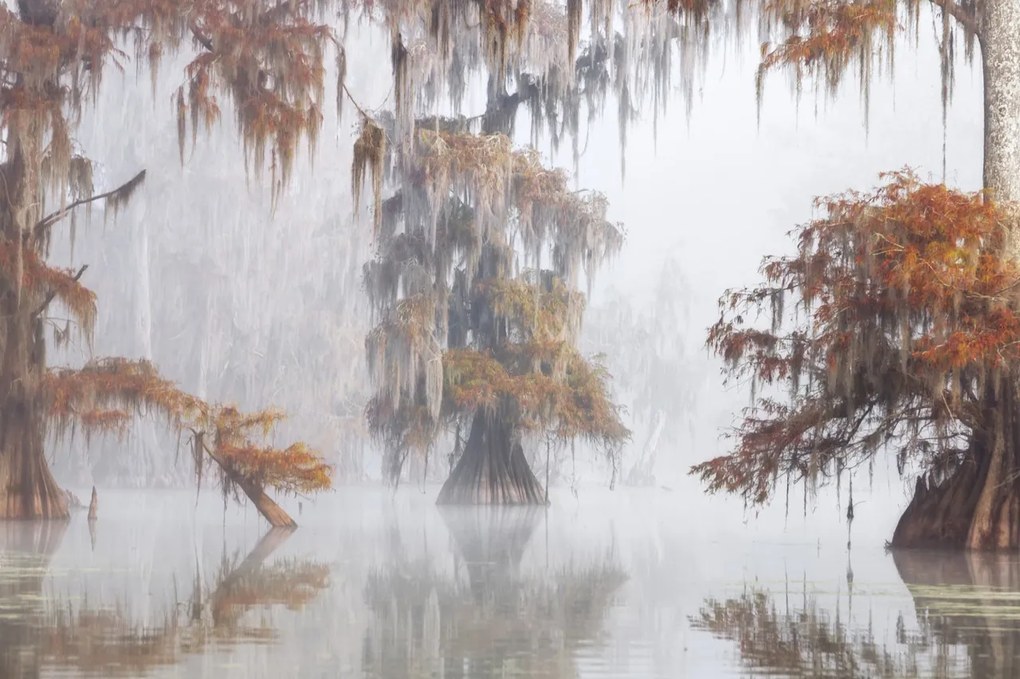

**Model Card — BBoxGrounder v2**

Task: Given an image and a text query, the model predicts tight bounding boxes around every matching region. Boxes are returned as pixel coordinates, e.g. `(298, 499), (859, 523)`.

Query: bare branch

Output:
(33, 169), (146, 239)
(929, 0), (979, 34)
(189, 21), (214, 51)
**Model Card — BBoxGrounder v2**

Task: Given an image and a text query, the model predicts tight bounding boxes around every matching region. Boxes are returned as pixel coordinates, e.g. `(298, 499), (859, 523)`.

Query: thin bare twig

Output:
(33, 169), (146, 239)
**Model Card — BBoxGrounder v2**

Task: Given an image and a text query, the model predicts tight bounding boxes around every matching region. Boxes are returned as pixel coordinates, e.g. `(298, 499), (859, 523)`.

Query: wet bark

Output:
(436, 411), (545, 505)
(0, 383), (69, 520)
(241, 482), (297, 529)
(893, 385), (1020, 549)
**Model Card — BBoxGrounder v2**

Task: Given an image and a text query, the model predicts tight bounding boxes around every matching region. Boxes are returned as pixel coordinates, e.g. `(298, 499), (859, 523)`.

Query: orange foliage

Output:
(700, 172), (1020, 504)
(444, 346), (627, 447)
(0, 239), (96, 336)
(44, 359), (332, 497)
(758, 0), (897, 79)
(1, 2), (337, 509)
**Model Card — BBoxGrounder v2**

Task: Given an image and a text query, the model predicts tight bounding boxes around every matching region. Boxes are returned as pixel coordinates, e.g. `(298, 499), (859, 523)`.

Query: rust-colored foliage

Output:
(443, 346), (627, 447)
(700, 172), (1018, 504)
(0, 240), (96, 338)
(0, 1), (337, 519)
(757, 0), (898, 96)
(647, 0), (979, 121)
(44, 358), (332, 498)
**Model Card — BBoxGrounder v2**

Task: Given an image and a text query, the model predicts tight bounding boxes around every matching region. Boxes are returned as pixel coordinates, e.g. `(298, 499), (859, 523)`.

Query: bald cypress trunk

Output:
(436, 411), (545, 505)
(0, 143), (68, 520)
(0, 311), (68, 520)
(893, 2), (1020, 549)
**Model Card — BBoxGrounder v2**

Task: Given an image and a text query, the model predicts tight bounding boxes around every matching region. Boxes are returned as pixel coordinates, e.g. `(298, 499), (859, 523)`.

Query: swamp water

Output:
(0, 486), (1017, 678)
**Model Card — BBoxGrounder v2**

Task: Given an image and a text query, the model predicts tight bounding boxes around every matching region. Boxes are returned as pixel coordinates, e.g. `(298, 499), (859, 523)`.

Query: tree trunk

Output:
(893, 384), (1020, 549)
(0, 153), (68, 520)
(980, 0), (1020, 214)
(202, 446), (296, 528)
(896, 0), (1020, 549)
(0, 85), (68, 520)
(0, 390), (69, 520)
(241, 481), (297, 529)
(892, 0), (1020, 550)
(436, 411), (545, 505)
(87, 486), (98, 521)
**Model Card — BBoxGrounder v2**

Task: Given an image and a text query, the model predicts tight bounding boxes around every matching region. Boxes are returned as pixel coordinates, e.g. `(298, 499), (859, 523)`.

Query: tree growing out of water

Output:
(346, 2), (655, 503)
(360, 121), (628, 504)
(0, 0), (336, 523)
(704, 174), (1020, 548)
(657, 0), (1020, 549)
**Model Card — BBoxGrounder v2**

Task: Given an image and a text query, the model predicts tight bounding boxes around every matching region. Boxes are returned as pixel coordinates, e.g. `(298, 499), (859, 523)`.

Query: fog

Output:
(3, 2), (1007, 677)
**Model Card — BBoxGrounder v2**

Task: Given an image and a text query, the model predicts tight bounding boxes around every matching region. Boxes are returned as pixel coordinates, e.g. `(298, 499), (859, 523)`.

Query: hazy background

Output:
(43, 6), (985, 544)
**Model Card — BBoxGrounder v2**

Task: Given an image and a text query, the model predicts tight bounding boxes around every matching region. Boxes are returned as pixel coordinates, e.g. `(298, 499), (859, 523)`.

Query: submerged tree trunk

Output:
(0, 354), (69, 520)
(893, 385), (1020, 549)
(203, 446), (297, 528)
(437, 411), (545, 505)
(0, 309), (68, 519)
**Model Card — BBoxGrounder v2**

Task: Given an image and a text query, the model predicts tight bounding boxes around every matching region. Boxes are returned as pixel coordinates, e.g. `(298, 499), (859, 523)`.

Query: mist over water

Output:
(4, 0), (1008, 675)
(0, 488), (1013, 678)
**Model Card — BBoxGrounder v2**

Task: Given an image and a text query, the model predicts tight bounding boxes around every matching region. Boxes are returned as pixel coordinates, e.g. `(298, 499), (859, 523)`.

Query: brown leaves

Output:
(44, 358), (333, 496)
(364, 124), (627, 471)
(443, 347), (628, 447)
(174, 4), (331, 188)
(703, 172), (1020, 505)
(0, 240), (97, 338)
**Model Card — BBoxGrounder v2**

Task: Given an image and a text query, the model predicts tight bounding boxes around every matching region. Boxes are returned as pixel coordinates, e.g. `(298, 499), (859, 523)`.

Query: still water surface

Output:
(0, 486), (1017, 678)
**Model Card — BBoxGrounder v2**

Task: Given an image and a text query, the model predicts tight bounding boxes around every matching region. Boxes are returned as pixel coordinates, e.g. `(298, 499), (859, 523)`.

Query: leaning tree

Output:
(641, 0), (1020, 548)
(0, 1), (336, 523)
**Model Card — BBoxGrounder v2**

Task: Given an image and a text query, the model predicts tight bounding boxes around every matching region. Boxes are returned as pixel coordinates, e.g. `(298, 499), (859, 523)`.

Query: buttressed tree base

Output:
(631, 0), (1020, 550)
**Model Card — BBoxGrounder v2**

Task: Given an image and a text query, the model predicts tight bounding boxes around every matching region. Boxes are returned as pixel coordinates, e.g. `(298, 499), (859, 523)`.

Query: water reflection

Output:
(14, 489), (1020, 677)
(692, 584), (932, 677)
(894, 550), (1020, 678)
(362, 507), (626, 678)
(691, 550), (1020, 678)
(0, 522), (328, 677)
(0, 522), (69, 678)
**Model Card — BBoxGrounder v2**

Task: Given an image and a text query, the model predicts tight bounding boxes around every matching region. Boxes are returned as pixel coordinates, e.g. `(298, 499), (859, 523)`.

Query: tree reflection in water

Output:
(690, 551), (1020, 678)
(362, 507), (626, 678)
(894, 550), (1020, 679)
(0, 523), (328, 677)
